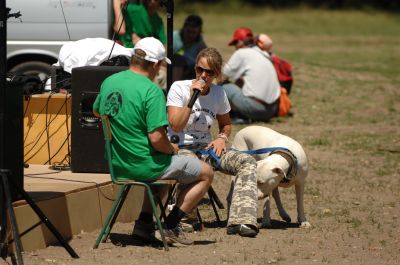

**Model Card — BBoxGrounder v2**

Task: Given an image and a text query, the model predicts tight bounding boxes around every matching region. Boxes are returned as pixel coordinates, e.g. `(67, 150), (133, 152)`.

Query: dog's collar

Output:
(270, 149), (298, 183)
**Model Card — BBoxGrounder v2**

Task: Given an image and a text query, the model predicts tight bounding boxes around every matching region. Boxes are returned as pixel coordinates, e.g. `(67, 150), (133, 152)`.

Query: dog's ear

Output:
(272, 167), (287, 181)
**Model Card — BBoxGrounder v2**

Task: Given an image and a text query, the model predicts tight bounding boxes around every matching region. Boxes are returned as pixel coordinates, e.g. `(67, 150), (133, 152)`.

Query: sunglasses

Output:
(195, 65), (215, 76)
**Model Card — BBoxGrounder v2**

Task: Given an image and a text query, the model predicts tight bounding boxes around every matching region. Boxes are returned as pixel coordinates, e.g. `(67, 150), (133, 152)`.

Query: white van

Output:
(7, 0), (113, 80)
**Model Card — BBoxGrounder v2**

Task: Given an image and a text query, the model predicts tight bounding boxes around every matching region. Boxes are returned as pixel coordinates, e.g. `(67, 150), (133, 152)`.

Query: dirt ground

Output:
(9, 95), (399, 265)
(10, 136), (399, 265)
(3, 9), (400, 265)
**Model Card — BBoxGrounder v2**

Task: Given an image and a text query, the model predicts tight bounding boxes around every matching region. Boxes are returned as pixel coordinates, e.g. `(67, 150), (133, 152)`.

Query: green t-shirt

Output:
(93, 70), (171, 181)
(120, 4), (166, 48)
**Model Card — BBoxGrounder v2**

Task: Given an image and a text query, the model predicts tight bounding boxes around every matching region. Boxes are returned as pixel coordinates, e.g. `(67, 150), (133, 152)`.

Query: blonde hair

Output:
(196, 47), (223, 83)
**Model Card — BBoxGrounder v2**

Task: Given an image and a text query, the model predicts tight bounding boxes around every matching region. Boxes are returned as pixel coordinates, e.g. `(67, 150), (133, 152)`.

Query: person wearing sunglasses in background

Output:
(166, 47), (259, 237)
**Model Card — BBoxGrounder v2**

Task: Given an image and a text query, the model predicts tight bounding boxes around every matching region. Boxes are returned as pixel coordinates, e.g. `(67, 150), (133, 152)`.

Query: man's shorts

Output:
(158, 155), (201, 184)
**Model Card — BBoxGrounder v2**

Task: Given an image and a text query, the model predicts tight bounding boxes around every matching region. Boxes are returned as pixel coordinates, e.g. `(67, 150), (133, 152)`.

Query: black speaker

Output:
(1, 81), (24, 201)
(71, 66), (128, 173)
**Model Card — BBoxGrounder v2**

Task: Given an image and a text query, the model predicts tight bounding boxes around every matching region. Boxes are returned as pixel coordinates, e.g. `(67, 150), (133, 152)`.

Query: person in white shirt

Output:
(222, 27), (281, 123)
(167, 47), (259, 237)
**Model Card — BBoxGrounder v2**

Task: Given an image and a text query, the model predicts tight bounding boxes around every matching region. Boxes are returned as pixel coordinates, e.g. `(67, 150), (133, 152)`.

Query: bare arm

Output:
(168, 79), (204, 132)
(217, 113), (232, 138)
(167, 106), (192, 133)
(113, 0), (127, 35)
(131, 33), (142, 46)
(148, 127), (178, 155)
(206, 113), (232, 157)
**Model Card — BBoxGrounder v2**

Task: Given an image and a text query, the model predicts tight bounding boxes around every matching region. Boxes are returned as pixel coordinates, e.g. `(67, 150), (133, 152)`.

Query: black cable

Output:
(46, 94), (70, 165)
(44, 131), (71, 165)
(24, 92), (67, 162)
(24, 91), (67, 153)
(45, 92), (53, 165)
(107, 4), (127, 61)
(24, 95), (49, 145)
(64, 91), (71, 165)
(25, 94), (70, 164)
(23, 95), (31, 117)
(23, 75), (70, 145)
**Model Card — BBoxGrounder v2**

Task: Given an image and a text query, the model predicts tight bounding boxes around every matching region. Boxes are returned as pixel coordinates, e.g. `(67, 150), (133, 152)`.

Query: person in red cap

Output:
(228, 27), (254, 48)
(222, 27), (281, 123)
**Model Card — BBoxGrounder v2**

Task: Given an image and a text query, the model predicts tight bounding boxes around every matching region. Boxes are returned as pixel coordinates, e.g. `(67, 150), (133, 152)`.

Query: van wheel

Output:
(10, 61), (53, 82)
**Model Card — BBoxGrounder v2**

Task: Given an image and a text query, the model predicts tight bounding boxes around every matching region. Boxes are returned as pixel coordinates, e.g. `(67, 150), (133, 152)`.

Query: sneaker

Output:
(163, 226), (194, 245)
(227, 224), (258, 237)
(132, 220), (159, 242)
(178, 221), (195, 233)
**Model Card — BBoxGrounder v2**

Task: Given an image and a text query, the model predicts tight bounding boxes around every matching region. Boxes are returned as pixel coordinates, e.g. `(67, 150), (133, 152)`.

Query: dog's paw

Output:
(299, 221), (311, 228)
(281, 214), (291, 223)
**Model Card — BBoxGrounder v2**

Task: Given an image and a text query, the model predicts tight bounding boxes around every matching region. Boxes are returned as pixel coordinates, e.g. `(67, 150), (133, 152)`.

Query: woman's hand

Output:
(206, 138), (226, 157)
(191, 79), (205, 97)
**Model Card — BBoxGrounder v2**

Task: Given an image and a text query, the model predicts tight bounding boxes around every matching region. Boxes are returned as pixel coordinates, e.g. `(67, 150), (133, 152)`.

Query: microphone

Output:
(170, 135), (180, 144)
(171, 134), (180, 144)
(187, 79), (205, 108)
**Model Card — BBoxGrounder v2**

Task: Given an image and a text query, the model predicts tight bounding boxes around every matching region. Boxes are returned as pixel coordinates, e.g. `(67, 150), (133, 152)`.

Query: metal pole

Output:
(0, 0), (8, 252)
(165, 0), (174, 92)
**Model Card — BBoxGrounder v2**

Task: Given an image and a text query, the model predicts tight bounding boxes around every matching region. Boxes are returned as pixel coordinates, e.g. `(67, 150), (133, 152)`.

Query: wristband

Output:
(217, 133), (229, 142)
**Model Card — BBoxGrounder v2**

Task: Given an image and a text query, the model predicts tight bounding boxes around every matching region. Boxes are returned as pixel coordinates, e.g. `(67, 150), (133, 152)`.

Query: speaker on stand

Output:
(71, 66), (127, 173)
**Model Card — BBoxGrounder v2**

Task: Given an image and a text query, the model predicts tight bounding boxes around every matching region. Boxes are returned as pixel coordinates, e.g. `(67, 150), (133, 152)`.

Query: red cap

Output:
(228, 27), (254, 46)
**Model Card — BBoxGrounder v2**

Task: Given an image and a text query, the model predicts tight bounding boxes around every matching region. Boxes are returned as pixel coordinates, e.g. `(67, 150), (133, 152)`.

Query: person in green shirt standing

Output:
(113, 0), (166, 48)
(93, 37), (213, 245)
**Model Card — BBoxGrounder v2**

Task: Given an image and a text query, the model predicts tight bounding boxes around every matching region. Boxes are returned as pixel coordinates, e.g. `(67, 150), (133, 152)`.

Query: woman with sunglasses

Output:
(166, 47), (259, 237)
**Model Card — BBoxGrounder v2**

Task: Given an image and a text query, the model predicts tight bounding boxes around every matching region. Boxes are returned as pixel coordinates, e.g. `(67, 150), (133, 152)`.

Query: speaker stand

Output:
(0, 169), (23, 264)
(0, 169), (79, 264)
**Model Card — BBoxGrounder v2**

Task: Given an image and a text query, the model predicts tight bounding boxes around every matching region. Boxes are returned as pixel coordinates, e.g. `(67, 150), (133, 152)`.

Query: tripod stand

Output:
(0, 170), (79, 264)
(1, 5), (78, 261)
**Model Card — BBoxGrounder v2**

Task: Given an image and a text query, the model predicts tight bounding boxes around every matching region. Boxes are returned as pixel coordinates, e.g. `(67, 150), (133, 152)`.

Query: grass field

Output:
(20, 8), (400, 265)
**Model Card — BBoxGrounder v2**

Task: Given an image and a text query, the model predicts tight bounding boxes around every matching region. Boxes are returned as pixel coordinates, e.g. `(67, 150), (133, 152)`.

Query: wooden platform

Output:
(10, 164), (144, 252)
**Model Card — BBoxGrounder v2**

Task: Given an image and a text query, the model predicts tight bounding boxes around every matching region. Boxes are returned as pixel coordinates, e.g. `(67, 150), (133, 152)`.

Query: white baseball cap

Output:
(133, 37), (171, 64)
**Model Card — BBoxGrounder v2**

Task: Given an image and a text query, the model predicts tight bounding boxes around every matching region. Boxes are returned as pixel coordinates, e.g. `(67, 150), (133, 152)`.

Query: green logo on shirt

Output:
(105, 92), (122, 117)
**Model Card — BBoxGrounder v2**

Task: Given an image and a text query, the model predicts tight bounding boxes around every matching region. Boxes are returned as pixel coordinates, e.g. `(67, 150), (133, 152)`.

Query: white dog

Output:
(231, 125), (311, 228)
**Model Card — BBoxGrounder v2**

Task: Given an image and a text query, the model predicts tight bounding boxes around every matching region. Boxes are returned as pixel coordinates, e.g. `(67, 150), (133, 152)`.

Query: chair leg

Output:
(208, 191), (222, 227)
(102, 185), (131, 242)
(156, 195), (167, 221)
(93, 185), (129, 249)
(159, 184), (176, 221)
(196, 207), (204, 231)
(208, 186), (224, 209)
(143, 184), (169, 251)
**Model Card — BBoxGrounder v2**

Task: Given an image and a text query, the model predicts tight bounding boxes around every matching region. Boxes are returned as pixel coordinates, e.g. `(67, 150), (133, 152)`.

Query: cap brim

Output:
(228, 39), (237, 46)
(165, 57), (171, 64)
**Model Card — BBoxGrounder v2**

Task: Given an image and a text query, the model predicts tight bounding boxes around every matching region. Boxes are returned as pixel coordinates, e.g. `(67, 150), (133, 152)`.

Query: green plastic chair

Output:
(93, 115), (175, 251)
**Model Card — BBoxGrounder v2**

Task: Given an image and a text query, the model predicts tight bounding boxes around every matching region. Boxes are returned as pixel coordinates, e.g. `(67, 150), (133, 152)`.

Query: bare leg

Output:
(175, 161), (213, 213)
(140, 185), (170, 215)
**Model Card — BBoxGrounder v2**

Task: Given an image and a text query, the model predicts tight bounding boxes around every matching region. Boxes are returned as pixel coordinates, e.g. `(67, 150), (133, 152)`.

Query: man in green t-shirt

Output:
(93, 37), (213, 245)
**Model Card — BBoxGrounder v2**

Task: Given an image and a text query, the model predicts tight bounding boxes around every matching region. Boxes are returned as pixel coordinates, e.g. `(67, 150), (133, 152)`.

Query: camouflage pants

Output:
(178, 148), (258, 227)
(219, 150), (258, 227)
